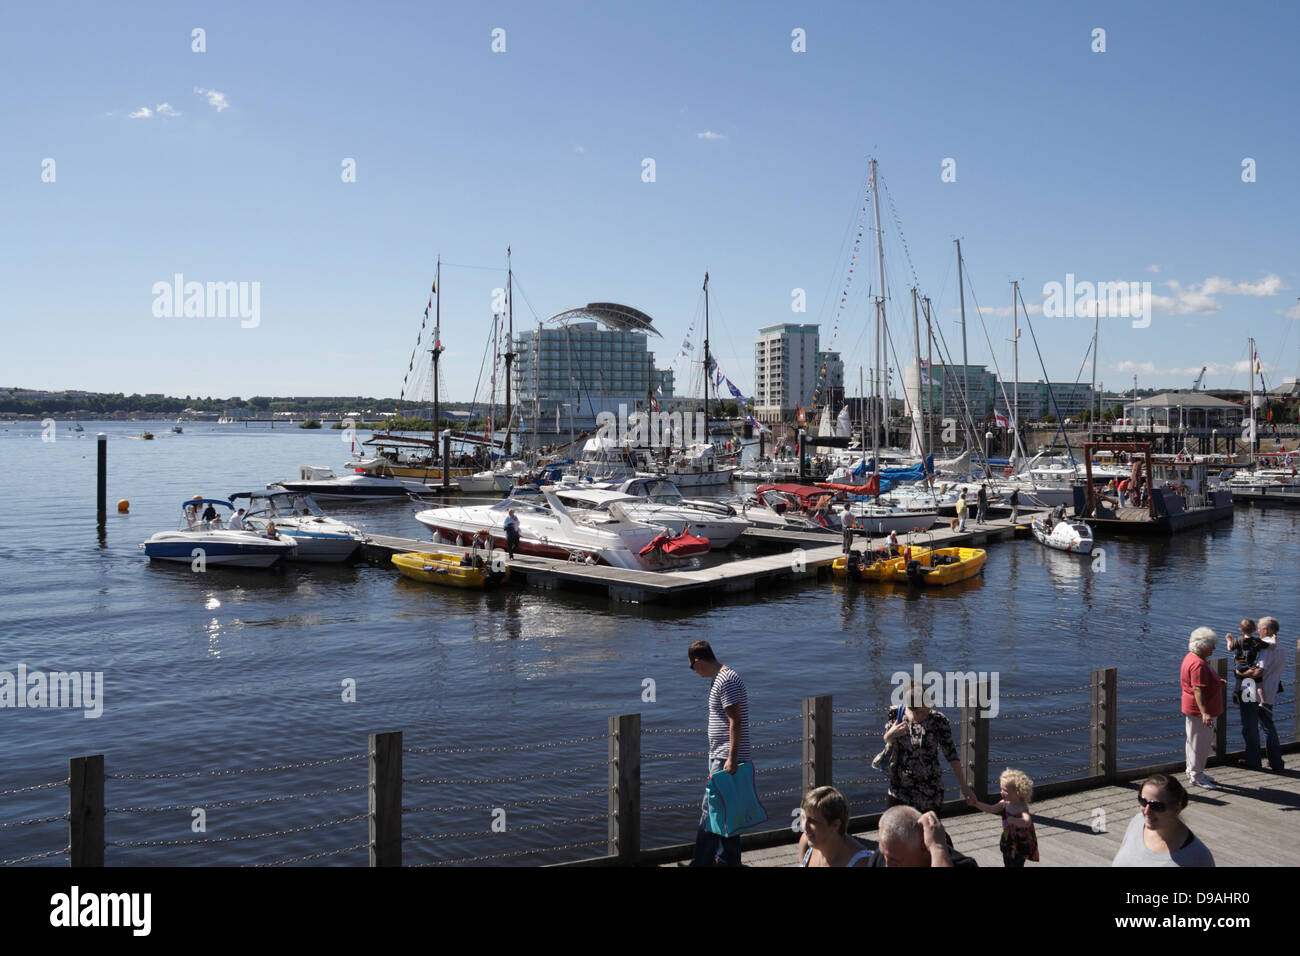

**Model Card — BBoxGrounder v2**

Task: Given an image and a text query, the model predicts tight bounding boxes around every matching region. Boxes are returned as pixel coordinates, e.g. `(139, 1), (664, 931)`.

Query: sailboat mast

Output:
(1090, 303), (1099, 443)
(504, 246), (514, 455)
(870, 158), (887, 452)
(703, 271), (710, 443)
(432, 256), (442, 460)
(1012, 279), (1019, 447)
(1248, 335), (1255, 465)
(911, 286), (923, 457)
(924, 296), (934, 455)
(956, 239), (968, 416)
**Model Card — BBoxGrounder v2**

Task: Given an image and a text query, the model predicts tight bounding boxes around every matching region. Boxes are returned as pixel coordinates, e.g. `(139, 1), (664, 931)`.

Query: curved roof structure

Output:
(547, 302), (660, 337)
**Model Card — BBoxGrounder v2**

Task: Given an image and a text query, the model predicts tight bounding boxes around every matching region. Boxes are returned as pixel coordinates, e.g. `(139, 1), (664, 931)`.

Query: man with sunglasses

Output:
(687, 640), (751, 867)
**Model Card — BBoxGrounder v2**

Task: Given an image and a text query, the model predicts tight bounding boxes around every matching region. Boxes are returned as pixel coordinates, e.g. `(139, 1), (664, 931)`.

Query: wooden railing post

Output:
(69, 754), (104, 866)
(1212, 658), (1228, 762)
(960, 681), (989, 800)
(608, 713), (640, 863)
(369, 731), (402, 867)
(1090, 667), (1118, 781)
(801, 695), (832, 796)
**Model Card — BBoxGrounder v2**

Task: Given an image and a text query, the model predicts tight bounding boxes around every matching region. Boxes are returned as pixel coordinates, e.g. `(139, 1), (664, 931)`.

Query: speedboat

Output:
(172, 425), (183, 434)
(228, 490), (366, 562)
(271, 462), (430, 500)
(454, 459), (532, 494)
(140, 499), (297, 568)
(414, 487), (706, 570)
(743, 484), (842, 533)
(550, 485), (745, 550)
(637, 442), (736, 490)
(1031, 515), (1094, 554)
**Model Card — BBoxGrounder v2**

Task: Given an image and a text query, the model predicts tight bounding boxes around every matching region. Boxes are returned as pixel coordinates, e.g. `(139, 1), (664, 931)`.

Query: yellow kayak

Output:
(891, 547), (986, 586)
(832, 546), (931, 581)
(391, 551), (511, 589)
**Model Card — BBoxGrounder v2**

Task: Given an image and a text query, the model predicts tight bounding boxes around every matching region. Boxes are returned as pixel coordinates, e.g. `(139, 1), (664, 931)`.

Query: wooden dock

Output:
(736, 755), (1300, 867)
(361, 510), (1045, 604)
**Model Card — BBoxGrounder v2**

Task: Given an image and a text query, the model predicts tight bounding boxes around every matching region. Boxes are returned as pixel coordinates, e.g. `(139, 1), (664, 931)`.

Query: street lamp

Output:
(985, 430), (993, 463)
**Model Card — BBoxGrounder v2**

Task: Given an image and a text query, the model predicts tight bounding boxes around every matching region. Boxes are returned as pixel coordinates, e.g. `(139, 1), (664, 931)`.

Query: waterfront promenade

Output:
(736, 755), (1300, 867)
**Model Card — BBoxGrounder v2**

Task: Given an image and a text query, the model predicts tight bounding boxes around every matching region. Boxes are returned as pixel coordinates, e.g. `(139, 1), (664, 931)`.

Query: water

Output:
(1, 420), (1296, 865)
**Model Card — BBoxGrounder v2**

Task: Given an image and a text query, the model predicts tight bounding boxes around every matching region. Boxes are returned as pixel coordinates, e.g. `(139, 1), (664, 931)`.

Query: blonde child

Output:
(966, 768), (1039, 867)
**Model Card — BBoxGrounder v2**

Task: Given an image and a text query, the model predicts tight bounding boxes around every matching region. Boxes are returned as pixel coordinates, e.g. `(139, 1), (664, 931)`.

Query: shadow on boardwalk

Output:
(734, 756), (1299, 867)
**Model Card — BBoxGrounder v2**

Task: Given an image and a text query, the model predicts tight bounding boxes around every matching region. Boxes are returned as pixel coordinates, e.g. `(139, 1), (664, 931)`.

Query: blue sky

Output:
(4, 0), (1298, 405)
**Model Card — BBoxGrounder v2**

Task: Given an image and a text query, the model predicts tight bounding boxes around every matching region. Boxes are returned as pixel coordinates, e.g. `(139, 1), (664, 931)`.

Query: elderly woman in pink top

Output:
(1180, 627), (1227, 789)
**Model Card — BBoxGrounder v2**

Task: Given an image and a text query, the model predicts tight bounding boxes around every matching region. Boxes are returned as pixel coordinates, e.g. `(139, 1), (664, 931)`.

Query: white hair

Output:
(1258, 616), (1280, 636)
(877, 805), (923, 848)
(1188, 626), (1217, 655)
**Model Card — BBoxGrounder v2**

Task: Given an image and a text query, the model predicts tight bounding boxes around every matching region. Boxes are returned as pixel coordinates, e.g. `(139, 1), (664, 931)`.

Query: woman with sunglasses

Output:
(1111, 774), (1215, 867)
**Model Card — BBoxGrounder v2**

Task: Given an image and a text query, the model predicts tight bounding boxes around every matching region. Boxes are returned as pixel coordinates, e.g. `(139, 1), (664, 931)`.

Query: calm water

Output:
(1, 421), (1296, 865)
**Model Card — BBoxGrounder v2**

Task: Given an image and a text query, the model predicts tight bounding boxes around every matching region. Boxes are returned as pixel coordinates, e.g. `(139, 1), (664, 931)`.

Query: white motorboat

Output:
(140, 499), (298, 568)
(229, 490), (366, 562)
(845, 499), (937, 535)
(414, 488), (707, 570)
(1031, 514), (1094, 554)
(271, 462), (430, 500)
(552, 484), (747, 550)
(454, 459), (532, 495)
(637, 442), (736, 490)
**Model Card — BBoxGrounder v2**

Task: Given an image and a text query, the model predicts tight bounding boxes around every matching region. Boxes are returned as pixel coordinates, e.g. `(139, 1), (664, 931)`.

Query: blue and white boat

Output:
(140, 499), (298, 568)
(228, 490), (366, 563)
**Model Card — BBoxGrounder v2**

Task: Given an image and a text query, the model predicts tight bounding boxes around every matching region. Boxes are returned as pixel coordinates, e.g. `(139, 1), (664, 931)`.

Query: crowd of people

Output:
(686, 620), (1288, 868)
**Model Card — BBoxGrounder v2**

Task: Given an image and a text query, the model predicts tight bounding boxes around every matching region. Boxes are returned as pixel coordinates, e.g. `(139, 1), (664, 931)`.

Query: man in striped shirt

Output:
(688, 640), (751, 866)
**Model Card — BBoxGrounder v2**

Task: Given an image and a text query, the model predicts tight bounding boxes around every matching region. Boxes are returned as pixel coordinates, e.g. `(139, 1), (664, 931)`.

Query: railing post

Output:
(1294, 664), (1300, 744)
(960, 681), (989, 799)
(801, 695), (832, 795)
(1212, 658), (1228, 762)
(369, 731), (402, 867)
(69, 754), (104, 867)
(608, 713), (640, 863)
(1090, 667), (1117, 781)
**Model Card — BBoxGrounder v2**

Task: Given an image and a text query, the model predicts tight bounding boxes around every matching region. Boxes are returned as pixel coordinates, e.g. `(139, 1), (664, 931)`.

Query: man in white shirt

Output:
(227, 508), (246, 531)
(1242, 617), (1286, 772)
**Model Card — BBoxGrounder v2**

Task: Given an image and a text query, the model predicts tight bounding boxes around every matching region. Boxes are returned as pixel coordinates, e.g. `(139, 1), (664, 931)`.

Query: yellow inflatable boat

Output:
(391, 551), (511, 589)
(832, 546), (932, 582)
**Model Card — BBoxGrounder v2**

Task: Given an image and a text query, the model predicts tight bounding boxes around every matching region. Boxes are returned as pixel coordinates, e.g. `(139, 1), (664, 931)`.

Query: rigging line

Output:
(879, 173), (921, 291)
(958, 255), (1019, 434)
(815, 168), (872, 336)
(438, 261), (511, 272)
(456, 316), (498, 446)
(1018, 284), (1076, 461)
(928, 302), (987, 461)
(507, 273), (544, 325)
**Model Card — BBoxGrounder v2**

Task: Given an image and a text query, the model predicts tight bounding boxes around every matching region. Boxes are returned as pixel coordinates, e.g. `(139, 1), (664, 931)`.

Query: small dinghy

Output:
(1031, 515), (1094, 554)
(895, 547), (986, 586)
(833, 545), (932, 581)
(391, 550), (511, 589)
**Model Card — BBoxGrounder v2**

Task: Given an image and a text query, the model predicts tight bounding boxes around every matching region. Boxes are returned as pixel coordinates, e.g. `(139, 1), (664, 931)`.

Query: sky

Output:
(4, 0), (1299, 406)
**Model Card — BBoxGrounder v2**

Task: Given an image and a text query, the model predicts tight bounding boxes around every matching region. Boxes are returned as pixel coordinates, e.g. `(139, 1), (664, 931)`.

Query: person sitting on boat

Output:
(263, 520), (280, 540)
(887, 529), (900, 556)
(184, 503), (199, 529)
(228, 508), (247, 531)
(503, 509), (521, 559)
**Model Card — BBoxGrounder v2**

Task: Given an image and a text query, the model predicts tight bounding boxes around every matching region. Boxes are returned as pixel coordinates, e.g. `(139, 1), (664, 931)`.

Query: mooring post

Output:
(608, 713), (641, 863)
(69, 754), (104, 866)
(369, 731), (402, 866)
(96, 433), (107, 523)
(1090, 667), (1118, 781)
(442, 433), (452, 490)
(960, 681), (990, 800)
(1212, 657), (1228, 762)
(801, 695), (833, 796)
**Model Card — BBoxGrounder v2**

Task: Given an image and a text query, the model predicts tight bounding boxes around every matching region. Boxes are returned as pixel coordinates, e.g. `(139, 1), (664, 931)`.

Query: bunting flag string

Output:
(399, 280), (435, 405)
(812, 175), (871, 410)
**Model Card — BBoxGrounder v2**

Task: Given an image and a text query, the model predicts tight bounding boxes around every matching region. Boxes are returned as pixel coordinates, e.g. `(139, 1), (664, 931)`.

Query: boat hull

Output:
(391, 551), (510, 588)
(892, 547), (986, 586)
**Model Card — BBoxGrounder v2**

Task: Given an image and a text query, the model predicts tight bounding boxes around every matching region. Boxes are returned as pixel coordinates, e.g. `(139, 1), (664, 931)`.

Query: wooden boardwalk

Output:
(736, 756), (1300, 867)
(362, 510), (1045, 603)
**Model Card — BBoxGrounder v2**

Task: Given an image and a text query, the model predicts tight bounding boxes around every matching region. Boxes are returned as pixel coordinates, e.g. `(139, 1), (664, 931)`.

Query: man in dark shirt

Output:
(868, 807), (978, 867)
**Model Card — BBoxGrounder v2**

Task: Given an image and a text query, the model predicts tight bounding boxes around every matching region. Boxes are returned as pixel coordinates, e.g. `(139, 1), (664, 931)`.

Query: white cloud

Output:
(573, 145), (585, 154)
(1147, 264), (1161, 273)
(1285, 300), (1300, 320)
(696, 130), (726, 141)
(193, 87), (230, 112)
(155, 102), (180, 117)
(973, 302), (1042, 318)
(1156, 273), (1285, 314)
(128, 106), (153, 119)
(1111, 359), (1268, 378)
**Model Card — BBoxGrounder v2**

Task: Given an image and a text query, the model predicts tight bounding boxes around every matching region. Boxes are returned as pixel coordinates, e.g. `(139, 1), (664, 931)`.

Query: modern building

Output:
(1122, 392), (1244, 430)
(753, 324), (820, 423)
(513, 303), (674, 437)
(993, 381), (1095, 421)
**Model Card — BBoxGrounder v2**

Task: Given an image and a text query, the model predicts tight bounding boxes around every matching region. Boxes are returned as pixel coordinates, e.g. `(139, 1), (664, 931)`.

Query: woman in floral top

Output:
(882, 680), (974, 813)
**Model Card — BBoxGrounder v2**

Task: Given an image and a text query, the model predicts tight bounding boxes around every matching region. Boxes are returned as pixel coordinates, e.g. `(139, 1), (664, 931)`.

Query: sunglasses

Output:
(688, 658), (697, 671)
(1137, 797), (1169, 813)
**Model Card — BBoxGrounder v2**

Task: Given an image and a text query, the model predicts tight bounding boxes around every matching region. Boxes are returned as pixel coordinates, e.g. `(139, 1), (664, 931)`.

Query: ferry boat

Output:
(1079, 442), (1233, 535)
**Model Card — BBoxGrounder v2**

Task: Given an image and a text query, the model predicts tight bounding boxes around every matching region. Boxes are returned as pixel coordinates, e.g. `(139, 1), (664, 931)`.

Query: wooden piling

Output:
(96, 433), (107, 522)
(608, 713), (640, 863)
(1213, 657), (1228, 761)
(960, 680), (990, 799)
(69, 754), (104, 866)
(801, 695), (833, 795)
(369, 731), (402, 867)
(1090, 667), (1118, 781)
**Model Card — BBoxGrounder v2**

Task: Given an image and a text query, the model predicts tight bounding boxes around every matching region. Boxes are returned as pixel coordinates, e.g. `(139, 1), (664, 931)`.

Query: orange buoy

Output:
(117, 499), (130, 513)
